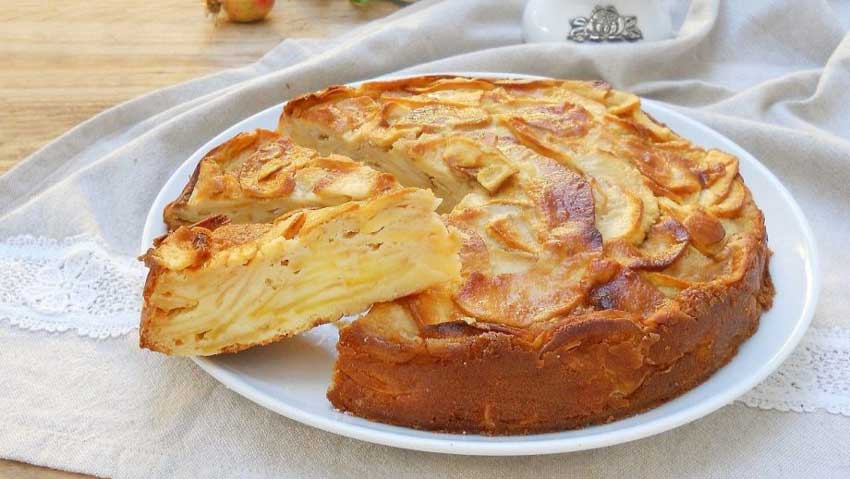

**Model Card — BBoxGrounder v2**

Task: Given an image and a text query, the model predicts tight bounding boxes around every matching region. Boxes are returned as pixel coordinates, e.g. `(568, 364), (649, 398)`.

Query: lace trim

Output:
(740, 327), (850, 416)
(0, 234), (146, 338)
(0, 234), (847, 415)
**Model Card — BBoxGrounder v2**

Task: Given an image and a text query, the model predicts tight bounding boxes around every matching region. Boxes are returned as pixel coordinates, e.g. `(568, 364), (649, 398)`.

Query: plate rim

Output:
(141, 72), (820, 456)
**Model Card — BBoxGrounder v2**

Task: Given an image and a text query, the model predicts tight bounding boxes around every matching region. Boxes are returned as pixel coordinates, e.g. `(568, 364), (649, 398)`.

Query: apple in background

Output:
(206, 0), (275, 23)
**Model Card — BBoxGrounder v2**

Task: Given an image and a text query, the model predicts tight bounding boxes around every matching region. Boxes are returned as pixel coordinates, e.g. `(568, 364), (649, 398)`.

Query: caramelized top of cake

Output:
(281, 76), (766, 335)
(164, 129), (399, 230)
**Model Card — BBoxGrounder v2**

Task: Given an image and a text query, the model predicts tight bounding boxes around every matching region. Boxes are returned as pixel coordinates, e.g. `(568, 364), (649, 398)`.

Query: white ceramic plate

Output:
(141, 73), (820, 456)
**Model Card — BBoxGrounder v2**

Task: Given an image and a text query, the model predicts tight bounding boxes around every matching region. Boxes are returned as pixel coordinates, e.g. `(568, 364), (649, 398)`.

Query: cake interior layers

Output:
(141, 188), (460, 356)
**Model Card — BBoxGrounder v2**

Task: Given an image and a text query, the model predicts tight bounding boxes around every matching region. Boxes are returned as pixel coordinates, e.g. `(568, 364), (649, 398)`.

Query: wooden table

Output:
(0, 0), (399, 477)
(0, 0), (400, 176)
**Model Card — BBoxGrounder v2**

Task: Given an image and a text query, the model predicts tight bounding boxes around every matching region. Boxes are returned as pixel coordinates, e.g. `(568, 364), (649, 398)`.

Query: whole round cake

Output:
(142, 76), (773, 435)
(280, 76), (773, 434)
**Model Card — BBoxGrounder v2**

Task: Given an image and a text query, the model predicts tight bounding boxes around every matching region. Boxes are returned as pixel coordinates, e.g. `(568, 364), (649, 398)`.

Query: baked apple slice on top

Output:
(163, 129), (400, 230)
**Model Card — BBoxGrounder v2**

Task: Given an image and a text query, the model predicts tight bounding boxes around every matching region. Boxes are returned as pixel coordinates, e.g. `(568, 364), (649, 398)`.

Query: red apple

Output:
(207, 0), (275, 23)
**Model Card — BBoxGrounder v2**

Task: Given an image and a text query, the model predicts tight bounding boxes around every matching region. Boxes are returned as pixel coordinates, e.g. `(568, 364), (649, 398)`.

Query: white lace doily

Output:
(0, 234), (146, 338)
(740, 327), (850, 416)
(0, 233), (847, 416)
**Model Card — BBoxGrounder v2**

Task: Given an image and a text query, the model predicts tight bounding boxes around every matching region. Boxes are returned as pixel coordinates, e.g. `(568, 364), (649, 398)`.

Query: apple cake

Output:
(163, 129), (400, 230)
(140, 129), (460, 356)
(277, 76), (774, 434)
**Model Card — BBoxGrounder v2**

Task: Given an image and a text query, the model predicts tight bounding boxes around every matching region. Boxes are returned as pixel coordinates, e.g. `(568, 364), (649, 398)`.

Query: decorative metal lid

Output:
(567, 5), (643, 43)
(523, 0), (673, 44)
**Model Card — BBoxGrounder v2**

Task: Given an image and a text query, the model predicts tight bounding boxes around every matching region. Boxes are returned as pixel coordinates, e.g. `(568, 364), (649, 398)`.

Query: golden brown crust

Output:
(329, 232), (769, 434)
(280, 76), (774, 434)
(163, 129), (400, 230)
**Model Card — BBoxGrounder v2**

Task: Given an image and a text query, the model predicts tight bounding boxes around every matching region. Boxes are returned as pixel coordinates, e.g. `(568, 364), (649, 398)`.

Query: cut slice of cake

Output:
(163, 128), (399, 230)
(141, 188), (461, 356)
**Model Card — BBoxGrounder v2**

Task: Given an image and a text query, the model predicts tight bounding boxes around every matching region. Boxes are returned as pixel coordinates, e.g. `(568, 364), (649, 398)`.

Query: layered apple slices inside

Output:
(141, 129), (460, 356)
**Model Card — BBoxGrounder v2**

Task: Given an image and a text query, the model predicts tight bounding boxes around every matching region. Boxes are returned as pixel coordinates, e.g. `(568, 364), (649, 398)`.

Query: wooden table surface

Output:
(0, 0), (399, 477)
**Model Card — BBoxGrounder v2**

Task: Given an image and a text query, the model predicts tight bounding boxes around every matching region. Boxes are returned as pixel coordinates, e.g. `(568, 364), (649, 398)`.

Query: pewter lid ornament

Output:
(567, 5), (643, 43)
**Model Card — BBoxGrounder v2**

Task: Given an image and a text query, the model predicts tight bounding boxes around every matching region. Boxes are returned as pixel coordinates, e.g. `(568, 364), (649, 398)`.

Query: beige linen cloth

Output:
(1, 0), (849, 477)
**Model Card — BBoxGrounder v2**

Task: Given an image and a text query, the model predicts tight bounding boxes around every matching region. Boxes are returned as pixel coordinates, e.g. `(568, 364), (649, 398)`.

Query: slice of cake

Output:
(141, 188), (460, 356)
(163, 128), (399, 230)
